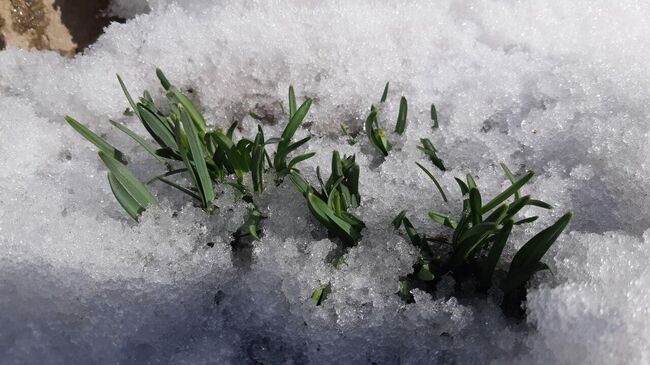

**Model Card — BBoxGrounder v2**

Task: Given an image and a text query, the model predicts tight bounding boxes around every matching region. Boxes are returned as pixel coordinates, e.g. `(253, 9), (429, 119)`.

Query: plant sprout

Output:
(65, 69), (574, 315)
(290, 150), (365, 248)
(365, 83), (410, 157)
(65, 69), (316, 242)
(394, 162), (572, 317)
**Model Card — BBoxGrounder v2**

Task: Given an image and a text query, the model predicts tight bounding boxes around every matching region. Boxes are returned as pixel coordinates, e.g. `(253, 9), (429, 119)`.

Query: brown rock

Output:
(0, 0), (76, 56)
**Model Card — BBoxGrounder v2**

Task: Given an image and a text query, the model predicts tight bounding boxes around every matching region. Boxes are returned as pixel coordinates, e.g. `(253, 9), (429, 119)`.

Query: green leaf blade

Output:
(395, 96), (407, 135)
(178, 105), (215, 207)
(109, 120), (166, 163)
(481, 171), (535, 214)
(98, 151), (157, 209)
(65, 116), (127, 165)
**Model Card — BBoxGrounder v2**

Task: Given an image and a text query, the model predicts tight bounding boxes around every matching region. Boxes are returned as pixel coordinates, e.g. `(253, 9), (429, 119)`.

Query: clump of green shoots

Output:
(290, 151), (364, 248)
(289, 150), (365, 305)
(365, 82), (409, 157)
(66, 69), (573, 315)
(65, 69), (315, 242)
(394, 162), (572, 317)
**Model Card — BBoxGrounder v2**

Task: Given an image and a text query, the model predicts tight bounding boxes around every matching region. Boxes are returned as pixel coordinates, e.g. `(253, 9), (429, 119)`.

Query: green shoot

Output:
(417, 138), (446, 171)
(65, 116), (127, 165)
(431, 103), (438, 129)
(340, 124), (357, 145)
(395, 96), (407, 135)
(380, 82), (389, 103)
(68, 69), (319, 240)
(289, 151), (365, 247)
(311, 283), (331, 306)
(416, 162), (447, 202)
(273, 90), (314, 178)
(108, 120), (167, 164)
(99, 151), (157, 220)
(365, 105), (391, 157)
(394, 164), (571, 317)
(288, 85), (297, 117)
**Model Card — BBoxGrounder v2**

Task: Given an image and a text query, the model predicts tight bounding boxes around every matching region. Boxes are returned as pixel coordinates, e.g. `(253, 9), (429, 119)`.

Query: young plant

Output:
(289, 151), (365, 248)
(430, 103), (439, 129)
(64, 116), (157, 221)
(365, 83), (409, 157)
(417, 138), (446, 171)
(272, 86), (315, 181)
(66, 69), (316, 242)
(394, 162), (572, 317)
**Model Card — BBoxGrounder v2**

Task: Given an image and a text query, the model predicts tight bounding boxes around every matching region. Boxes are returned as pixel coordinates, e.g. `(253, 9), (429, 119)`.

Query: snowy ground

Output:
(1, 1), (649, 364)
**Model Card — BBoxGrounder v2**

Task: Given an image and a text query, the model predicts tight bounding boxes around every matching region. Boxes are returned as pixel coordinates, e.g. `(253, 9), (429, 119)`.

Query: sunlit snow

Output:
(1, 1), (649, 364)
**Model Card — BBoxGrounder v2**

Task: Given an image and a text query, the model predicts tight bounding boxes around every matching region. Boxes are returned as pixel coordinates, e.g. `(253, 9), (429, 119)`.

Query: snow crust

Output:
(1, 1), (649, 363)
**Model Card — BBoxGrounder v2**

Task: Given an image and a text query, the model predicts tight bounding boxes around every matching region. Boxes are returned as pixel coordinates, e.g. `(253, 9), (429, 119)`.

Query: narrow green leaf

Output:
(513, 216), (539, 225)
(212, 131), (245, 175)
(226, 120), (239, 139)
(455, 177), (469, 196)
(65, 116), (127, 164)
(481, 171), (534, 214)
(380, 82), (389, 103)
(288, 152), (316, 170)
(484, 203), (509, 224)
(457, 221), (498, 245)
(365, 106), (388, 156)
(448, 222), (499, 268)
(174, 119), (202, 200)
(418, 138), (446, 171)
(98, 151), (157, 208)
(504, 212), (572, 292)
(285, 136), (312, 154)
(116, 74), (140, 119)
(282, 99), (312, 142)
(109, 120), (166, 163)
(528, 199), (553, 210)
(308, 192), (361, 244)
(288, 85), (297, 117)
(146, 168), (188, 184)
(418, 264), (435, 281)
(137, 104), (178, 151)
(506, 195), (531, 218)
(311, 283), (331, 306)
(480, 220), (513, 288)
(155, 68), (172, 90)
(154, 176), (202, 201)
(251, 127), (266, 193)
(428, 211), (457, 229)
(274, 98), (312, 171)
(395, 96), (407, 135)
(168, 87), (207, 136)
(416, 162), (448, 202)
(469, 188), (482, 225)
(500, 162), (520, 200)
(431, 103), (438, 129)
(107, 172), (143, 220)
(392, 210), (408, 229)
(289, 171), (311, 195)
(466, 174), (477, 190)
(178, 105), (214, 207)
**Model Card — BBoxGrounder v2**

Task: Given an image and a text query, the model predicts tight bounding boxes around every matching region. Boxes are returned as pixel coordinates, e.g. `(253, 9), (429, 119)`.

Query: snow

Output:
(1, 0), (649, 363)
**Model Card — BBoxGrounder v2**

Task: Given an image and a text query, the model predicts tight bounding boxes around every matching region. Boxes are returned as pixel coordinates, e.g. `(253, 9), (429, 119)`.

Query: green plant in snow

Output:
(272, 85), (315, 181)
(394, 162), (572, 317)
(418, 138), (446, 171)
(289, 151), (365, 306)
(290, 150), (365, 248)
(365, 82), (409, 157)
(65, 69), (315, 242)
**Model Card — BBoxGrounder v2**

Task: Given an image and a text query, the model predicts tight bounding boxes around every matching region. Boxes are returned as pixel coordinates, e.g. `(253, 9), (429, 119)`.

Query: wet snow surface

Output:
(1, 1), (649, 364)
